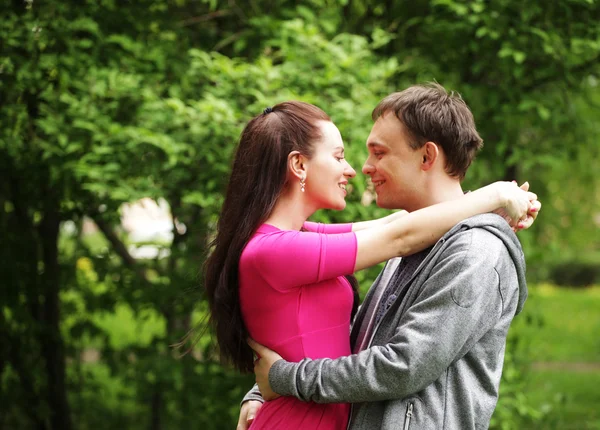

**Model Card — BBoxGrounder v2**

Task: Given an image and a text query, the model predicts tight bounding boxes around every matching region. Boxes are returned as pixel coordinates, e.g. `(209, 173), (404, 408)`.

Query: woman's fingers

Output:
(515, 200), (542, 231)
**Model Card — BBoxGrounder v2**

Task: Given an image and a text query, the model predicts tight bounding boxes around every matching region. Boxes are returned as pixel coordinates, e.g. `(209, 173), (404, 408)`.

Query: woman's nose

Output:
(344, 160), (357, 178)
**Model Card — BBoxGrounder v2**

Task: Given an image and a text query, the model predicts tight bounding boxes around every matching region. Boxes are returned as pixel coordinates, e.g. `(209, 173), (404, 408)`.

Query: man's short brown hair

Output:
(372, 83), (483, 180)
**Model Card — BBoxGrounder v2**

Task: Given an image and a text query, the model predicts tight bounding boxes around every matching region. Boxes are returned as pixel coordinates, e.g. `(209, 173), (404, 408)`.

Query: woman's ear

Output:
(421, 141), (439, 172)
(288, 151), (307, 180)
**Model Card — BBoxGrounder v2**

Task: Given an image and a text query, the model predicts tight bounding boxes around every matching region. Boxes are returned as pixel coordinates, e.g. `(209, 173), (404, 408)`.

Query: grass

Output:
(512, 284), (600, 363)
(510, 284), (600, 429)
(526, 370), (600, 429)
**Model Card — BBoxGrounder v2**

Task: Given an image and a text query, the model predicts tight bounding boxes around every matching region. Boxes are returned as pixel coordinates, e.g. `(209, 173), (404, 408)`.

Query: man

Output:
(239, 83), (539, 429)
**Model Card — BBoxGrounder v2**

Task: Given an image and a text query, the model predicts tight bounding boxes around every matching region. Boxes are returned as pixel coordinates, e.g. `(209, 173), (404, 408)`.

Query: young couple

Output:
(205, 83), (541, 430)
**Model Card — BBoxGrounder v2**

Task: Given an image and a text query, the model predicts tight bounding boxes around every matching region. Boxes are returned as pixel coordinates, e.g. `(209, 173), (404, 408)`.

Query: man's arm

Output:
(268, 230), (508, 403)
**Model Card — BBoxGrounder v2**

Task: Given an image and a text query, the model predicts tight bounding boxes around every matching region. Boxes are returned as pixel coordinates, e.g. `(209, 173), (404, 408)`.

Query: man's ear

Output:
(288, 151), (307, 179)
(421, 141), (439, 172)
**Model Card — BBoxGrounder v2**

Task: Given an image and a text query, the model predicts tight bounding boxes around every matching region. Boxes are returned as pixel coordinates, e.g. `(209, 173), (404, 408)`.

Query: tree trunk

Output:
(149, 385), (162, 430)
(2, 169), (47, 429)
(504, 161), (518, 183)
(39, 199), (72, 430)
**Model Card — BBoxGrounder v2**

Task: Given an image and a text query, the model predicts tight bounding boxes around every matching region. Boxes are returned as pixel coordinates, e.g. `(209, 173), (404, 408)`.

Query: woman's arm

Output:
(303, 211), (408, 233)
(353, 181), (535, 272)
(307, 182), (537, 235)
(350, 210), (409, 232)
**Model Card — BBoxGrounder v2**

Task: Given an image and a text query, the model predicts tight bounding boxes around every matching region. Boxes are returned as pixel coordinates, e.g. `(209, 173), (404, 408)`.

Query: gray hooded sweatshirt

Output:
(264, 214), (528, 430)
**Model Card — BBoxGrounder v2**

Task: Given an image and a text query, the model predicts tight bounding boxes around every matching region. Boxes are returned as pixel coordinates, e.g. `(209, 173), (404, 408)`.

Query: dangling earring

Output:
(300, 176), (306, 193)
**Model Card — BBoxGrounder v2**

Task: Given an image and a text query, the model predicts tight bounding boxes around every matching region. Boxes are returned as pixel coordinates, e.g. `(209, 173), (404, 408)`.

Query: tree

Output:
(1, 0), (598, 428)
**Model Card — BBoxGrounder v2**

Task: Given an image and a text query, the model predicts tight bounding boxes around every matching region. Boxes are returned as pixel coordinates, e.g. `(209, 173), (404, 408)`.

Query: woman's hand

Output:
(490, 181), (540, 231)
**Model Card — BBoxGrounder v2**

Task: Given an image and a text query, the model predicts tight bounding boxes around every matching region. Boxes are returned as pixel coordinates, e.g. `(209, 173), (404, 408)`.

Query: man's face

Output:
(362, 114), (424, 211)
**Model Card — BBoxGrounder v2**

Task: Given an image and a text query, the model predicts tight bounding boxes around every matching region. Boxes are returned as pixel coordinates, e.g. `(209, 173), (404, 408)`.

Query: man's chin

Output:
(375, 195), (392, 209)
(376, 194), (405, 210)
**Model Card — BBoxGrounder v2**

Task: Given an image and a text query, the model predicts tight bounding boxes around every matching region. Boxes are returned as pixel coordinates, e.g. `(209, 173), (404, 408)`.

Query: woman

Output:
(204, 101), (536, 429)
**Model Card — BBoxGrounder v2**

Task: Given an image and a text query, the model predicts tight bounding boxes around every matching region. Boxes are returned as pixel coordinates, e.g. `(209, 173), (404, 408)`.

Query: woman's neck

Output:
(264, 191), (314, 231)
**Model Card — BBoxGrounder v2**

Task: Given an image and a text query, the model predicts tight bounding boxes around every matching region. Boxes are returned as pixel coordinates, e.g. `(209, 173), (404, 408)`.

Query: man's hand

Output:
(236, 400), (262, 430)
(247, 338), (284, 401)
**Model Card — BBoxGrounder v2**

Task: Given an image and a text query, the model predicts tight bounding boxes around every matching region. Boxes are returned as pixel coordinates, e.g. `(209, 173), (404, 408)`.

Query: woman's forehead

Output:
(316, 120), (344, 149)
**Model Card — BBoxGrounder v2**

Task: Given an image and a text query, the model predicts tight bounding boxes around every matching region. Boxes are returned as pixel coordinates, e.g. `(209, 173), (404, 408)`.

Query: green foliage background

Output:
(1, 0), (599, 429)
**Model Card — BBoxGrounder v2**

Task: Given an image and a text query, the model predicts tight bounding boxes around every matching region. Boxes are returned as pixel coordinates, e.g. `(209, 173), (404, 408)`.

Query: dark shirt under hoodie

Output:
(353, 246), (433, 354)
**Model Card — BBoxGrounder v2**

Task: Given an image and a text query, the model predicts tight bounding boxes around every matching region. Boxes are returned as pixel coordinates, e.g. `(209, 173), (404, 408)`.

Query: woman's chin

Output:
(333, 200), (347, 211)
(319, 197), (347, 211)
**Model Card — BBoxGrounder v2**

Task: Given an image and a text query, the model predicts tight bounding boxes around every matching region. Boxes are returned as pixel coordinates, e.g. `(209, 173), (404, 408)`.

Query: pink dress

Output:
(239, 222), (357, 430)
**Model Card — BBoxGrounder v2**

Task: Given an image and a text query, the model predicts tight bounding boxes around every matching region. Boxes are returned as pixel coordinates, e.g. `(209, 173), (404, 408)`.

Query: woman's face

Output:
(304, 121), (357, 210)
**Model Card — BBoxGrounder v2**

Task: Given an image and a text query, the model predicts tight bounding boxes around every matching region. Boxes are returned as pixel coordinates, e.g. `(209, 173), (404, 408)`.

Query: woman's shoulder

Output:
(241, 224), (297, 260)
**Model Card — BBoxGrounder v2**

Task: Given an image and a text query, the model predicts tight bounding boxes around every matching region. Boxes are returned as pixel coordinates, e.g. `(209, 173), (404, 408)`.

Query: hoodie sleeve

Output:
(269, 228), (514, 403)
(240, 383), (263, 406)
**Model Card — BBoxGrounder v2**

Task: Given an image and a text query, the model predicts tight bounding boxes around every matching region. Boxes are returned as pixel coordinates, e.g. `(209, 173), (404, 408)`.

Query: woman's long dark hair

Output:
(204, 101), (359, 372)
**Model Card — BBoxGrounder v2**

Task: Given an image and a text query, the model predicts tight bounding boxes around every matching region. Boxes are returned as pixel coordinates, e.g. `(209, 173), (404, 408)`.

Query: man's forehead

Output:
(367, 120), (398, 146)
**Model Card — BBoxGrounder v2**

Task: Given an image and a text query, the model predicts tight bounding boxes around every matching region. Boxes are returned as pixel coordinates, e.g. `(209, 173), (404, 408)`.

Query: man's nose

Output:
(362, 158), (375, 176)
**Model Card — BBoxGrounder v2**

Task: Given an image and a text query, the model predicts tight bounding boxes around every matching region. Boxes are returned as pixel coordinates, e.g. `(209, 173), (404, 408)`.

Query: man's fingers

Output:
(237, 400), (262, 430)
(246, 402), (261, 425)
(237, 411), (249, 430)
(247, 338), (265, 355)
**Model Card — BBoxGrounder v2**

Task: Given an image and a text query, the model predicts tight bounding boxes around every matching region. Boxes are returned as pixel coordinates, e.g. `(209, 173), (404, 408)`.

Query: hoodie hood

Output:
(443, 213), (528, 315)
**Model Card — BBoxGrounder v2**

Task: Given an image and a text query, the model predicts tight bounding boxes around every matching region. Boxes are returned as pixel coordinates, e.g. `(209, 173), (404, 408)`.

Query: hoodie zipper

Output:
(403, 403), (414, 430)
(347, 236), (449, 429)
(346, 404), (353, 430)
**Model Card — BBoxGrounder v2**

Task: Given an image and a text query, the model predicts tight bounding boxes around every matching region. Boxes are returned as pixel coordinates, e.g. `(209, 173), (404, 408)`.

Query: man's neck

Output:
(413, 178), (464, 211)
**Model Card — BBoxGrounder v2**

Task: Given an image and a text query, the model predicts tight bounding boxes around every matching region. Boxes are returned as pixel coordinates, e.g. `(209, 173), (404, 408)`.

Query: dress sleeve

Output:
(302, 221), (353, 234)
(250, 230), (357, 291)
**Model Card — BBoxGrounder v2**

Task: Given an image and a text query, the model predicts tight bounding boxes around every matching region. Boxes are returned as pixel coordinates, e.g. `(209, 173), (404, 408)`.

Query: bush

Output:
(548, 259), (600, 288)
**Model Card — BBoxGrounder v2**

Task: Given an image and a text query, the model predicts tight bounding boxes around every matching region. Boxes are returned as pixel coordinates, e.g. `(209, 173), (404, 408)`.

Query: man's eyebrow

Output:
(367, 142), (386, 149)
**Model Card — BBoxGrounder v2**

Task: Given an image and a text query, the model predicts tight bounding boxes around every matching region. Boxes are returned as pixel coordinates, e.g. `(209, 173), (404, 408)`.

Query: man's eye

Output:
(374, 152), (383, 157)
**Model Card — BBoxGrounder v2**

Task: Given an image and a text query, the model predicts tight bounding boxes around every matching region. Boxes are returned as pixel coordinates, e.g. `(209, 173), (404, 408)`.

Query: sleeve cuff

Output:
(240, 393), (264, 406)
(269, 359), (297, 397)
(240, 383), (264, 406)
